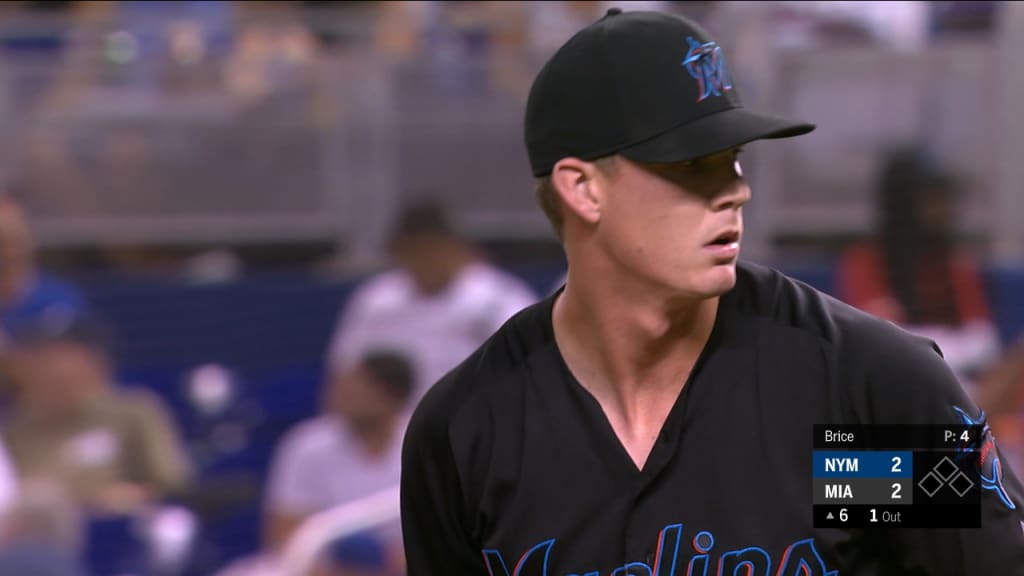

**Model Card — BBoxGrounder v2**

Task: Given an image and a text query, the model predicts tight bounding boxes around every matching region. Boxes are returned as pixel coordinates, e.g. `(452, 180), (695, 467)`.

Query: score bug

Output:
(944, 429), (973, 444)
(869, 508), (902, 523)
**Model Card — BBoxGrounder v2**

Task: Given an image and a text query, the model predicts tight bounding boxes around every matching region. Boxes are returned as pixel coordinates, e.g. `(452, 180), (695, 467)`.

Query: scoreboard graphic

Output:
(813, 425), (983, 528)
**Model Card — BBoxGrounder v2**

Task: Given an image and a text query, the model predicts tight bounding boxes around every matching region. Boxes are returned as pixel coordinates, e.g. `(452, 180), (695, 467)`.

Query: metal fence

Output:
(0, 3), (1021, 266)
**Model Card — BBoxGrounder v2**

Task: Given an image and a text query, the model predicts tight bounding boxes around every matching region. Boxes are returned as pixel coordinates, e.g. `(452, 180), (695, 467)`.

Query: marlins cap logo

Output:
(681, 36), (733, 103)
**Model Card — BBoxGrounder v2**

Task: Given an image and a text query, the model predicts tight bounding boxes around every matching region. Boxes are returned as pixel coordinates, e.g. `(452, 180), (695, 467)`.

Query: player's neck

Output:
(413, 246), (478, 296)
(553, 270), (718, 397)
(345, 416), (399, 459)
(553, 273), (717, 470)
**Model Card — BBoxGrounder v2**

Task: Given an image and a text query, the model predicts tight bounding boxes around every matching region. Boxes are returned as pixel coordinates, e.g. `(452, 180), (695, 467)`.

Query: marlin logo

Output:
(681, 36), (733, 102)
(954, 405), (1017, 510)
(482, 523), (838, 576)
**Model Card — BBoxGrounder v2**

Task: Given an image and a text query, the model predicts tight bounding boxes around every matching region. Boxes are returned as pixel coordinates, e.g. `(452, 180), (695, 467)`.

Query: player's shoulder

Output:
(405, 294), (554, 439)
(734, 262), (956, 425)
(111, 387), (175, 421)
(733, 260), (941, 366)
(268, 417), (344, 471)
(462, 261), (521, 283)
(345, 269), (415, 309)
(457, 261), (537, 298)
(278, 416), (340, 454)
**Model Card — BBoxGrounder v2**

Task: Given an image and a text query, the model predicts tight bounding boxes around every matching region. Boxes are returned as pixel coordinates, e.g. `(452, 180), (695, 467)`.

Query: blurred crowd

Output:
(0, 2), (1018, 576)
(0, 144), (1021, 574)
(834, 147), (1024, 467)
(0, 0), (1002, 249)
(0, 193), (541, 575)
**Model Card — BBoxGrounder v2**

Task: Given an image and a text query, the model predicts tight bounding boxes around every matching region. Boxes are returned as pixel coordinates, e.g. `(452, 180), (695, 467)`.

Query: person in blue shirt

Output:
(0, 197), (86, 334)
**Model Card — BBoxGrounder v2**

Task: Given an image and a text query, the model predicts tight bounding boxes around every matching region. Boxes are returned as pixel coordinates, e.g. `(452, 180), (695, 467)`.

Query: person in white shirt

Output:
(327, 201), (538, 402)
(0, 439), (15, 516)
(263, 350), (414, 569)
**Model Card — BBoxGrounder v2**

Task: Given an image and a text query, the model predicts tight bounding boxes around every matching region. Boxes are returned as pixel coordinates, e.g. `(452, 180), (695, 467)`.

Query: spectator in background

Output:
(327, 200), (537, 401)
(836, 146), (1001, 383)
(0, 478), (84, 576)
(211, 351), (412, 576)
(0, 196), (85, 333)
(982, 338), (1024, 477)
(0, 313), (192, 516)
(320, 532), (398, 576)
(264, 351), (413, 566)
(0, 439), (14, 516)
(837, 147), (1024, 474)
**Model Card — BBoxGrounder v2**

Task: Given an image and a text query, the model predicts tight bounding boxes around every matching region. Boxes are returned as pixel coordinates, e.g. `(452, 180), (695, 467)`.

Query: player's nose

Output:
(711, 180), (751, 212)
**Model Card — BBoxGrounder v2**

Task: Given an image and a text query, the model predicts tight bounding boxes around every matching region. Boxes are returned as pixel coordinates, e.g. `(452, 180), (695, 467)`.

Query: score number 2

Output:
(890, 456), (902, 500)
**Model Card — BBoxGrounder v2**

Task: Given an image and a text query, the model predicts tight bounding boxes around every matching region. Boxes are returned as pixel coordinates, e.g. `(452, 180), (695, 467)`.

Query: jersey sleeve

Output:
(265, 425), (324, 516)
(401, 385), (485, 575)
(851, 323), (1024, 574)
(124, 390), (193, 497)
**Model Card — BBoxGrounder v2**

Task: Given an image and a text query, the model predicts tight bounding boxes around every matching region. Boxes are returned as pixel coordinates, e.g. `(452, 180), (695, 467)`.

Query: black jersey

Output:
(401, 261), (1024, 575)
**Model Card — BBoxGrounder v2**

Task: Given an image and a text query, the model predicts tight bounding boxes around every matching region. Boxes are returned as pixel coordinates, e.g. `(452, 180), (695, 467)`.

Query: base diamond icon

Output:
(919, 471), (944, 497)
(949, 471), (975, 497)
(935, 456), (960, 481)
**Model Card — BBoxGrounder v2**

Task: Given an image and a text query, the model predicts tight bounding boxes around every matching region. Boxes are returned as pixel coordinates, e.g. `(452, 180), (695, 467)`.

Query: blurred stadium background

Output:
(0, 1), (1020, 575)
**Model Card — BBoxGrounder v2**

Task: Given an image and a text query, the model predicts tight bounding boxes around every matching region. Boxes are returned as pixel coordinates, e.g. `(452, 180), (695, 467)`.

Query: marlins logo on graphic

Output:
(954, 406), (1017, 510)
(681, 36), (733, 102)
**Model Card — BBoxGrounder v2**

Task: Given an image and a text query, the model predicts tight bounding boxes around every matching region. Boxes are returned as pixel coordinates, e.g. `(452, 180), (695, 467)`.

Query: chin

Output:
(692, 262), (737, 297)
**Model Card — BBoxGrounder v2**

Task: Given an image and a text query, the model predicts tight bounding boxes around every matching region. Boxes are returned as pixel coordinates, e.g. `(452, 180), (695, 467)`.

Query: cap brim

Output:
(619, 107), (815, 165)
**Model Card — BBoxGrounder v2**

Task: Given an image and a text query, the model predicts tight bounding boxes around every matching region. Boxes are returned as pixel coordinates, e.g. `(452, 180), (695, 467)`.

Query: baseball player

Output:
(401, 9), (1024, 575)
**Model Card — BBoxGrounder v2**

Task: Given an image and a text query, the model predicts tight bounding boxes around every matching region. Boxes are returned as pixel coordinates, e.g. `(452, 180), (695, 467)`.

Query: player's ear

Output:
(551, 158), (605, 226)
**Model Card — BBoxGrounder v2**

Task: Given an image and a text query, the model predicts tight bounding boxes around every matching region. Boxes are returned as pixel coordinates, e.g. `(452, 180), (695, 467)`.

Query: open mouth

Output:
(707, 230), (740, 246)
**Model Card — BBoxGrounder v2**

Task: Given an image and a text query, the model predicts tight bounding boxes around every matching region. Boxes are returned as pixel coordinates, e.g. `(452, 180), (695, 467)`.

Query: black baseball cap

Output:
(525, 8), (815, 177)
